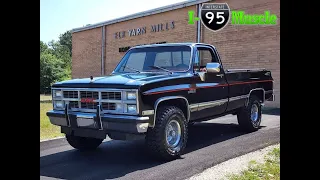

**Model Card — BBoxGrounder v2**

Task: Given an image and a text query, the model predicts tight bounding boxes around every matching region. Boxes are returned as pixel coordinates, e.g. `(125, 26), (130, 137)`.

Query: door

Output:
(192, 45), (228, 119)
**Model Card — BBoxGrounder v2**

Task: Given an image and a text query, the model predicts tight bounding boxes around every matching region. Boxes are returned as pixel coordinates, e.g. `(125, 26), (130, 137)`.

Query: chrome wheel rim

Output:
(165, 119), (181, 148)
(251, 104), (259, 122)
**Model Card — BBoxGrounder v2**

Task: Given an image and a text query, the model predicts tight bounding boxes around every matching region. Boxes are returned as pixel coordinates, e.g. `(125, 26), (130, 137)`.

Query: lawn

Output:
(40, 94), (52, 101)
(227, 147), (280, 180)
(40, 102), (63, 140)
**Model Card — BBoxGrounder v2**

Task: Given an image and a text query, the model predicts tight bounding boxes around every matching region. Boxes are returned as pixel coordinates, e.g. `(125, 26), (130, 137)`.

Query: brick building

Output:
(71, 0), (280, 107)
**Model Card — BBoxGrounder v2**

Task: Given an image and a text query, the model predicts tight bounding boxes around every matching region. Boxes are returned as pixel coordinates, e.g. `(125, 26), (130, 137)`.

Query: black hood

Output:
(52, 72), (186, 89)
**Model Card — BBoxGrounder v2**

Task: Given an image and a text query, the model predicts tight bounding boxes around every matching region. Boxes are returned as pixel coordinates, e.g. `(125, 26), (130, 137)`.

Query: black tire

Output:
(66, 135), (103, 151)
(146, 106), (188, 161)
(237, 95), (262, 132)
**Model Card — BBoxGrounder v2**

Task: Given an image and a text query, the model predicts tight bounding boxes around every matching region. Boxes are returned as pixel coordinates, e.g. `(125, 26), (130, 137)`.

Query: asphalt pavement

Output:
(40, 110), (280, 180)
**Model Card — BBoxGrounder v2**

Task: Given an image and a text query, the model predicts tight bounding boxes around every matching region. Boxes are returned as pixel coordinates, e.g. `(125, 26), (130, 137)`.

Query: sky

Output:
(40, 0), (187, 43)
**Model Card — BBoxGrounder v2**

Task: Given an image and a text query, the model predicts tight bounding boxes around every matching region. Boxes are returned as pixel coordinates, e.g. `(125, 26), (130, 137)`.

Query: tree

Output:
(59, 30), (72, 56)
(48, 40), (71, 69)
(40, 41), (48, 54)
(40, 30), (72, 94)
(40, 53), (66, 93)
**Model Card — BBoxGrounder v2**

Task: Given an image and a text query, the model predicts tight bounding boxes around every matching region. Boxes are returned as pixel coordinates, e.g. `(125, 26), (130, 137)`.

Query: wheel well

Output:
(157, 99), (189, 121)
(250, 90), (264, 102)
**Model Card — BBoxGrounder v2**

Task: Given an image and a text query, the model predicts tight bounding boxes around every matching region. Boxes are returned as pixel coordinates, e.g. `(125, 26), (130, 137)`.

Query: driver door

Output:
(192, 45), (228, 119)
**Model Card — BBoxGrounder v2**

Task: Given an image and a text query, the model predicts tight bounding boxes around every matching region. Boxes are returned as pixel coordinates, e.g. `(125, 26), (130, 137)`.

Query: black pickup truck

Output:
(47, 43), (274, 160)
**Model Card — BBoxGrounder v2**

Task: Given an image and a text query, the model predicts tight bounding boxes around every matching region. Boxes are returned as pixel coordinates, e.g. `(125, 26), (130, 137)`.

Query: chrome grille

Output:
(80, 91), (99, 99)
(102, 102), (116, 110)
(58, 89), (124, 112)
(81, 102), (98, 109)
(54, 88), (138, 114)
(101, 92), (121, 100)
(63, 91), (78, 98)
(69, 101), (79, 108)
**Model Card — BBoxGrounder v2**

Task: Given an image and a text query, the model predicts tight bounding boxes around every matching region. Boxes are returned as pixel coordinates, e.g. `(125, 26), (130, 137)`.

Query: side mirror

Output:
(206, 63), (221, 73)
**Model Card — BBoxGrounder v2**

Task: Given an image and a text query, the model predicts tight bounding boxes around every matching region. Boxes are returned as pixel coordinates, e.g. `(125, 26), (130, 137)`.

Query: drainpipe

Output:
(101, 26), (105, 76)
(196, 4), (201, 43)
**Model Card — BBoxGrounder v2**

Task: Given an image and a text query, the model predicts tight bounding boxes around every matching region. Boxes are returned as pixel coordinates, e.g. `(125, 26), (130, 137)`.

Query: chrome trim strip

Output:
(246, 88), (265, 105)
(229, 95), (249, 102)
(197, 99), (228, 111)
(189, 104), (198, 112)
(153, 96), (190, 127)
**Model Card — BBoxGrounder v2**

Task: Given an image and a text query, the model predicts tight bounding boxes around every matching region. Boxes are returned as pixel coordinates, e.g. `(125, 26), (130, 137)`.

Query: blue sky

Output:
(40, 0), (186, 43)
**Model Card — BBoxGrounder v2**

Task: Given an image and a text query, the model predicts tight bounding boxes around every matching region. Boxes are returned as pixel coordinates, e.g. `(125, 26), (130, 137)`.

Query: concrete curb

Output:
(40, 137), (67, 150)
(40, 136), (64, 143)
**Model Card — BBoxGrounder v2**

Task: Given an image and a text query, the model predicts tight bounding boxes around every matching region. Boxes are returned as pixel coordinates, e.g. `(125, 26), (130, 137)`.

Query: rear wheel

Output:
(237, 95), (262, 132)
(66, 135), (103, 151)
(146, 106), (188, 161)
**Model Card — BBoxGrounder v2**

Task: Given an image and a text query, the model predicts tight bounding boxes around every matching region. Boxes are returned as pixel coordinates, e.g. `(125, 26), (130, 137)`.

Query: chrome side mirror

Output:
(206, 63), (221, 73)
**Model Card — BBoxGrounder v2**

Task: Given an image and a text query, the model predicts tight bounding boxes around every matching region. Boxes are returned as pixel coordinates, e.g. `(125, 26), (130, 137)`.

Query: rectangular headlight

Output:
(127, 105), (137, 113)
(54, 101), (64, 109)
(53, 90), (62, 98)
(127, 92), (136, 100)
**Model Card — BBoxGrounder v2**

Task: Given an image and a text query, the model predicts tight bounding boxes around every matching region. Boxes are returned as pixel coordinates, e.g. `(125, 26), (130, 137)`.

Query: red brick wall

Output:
(72, 27), (102, 78)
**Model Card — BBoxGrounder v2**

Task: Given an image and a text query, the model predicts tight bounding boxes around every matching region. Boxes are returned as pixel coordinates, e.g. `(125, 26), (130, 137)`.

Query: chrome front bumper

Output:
(46, 110), (150, 134)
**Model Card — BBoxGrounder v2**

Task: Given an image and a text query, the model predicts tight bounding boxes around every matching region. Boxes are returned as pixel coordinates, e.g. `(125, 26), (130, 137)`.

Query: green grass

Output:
(40, 102), (63, 140)
(40, 94), (52, 101)
(227, 147), (280, 180)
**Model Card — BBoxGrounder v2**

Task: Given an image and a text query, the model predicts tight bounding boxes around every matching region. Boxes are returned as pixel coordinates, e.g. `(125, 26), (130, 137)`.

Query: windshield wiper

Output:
(149, 65), (172, 73)
(121, 65), (140, 73)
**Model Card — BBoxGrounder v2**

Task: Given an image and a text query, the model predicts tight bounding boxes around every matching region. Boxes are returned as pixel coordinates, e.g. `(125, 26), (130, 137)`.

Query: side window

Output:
(194, 47), (216, 72)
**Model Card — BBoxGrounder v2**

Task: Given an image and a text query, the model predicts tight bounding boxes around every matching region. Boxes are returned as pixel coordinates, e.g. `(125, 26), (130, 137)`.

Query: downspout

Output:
(101, 26), (105, 76)
(196, 4), (202, 43)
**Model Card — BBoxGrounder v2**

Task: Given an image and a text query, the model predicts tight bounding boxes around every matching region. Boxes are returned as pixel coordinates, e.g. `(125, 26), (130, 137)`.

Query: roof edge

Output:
(72, 0), (210, 33)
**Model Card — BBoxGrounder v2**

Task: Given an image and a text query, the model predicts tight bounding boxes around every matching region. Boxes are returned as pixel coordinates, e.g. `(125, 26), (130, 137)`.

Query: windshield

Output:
(114, 45), (192, 73)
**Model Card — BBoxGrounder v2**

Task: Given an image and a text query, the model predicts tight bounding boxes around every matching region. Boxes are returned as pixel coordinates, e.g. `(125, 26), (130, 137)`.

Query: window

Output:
(154, 51), (191, 67)
(194, 47), (216, 71)
(114, 45), (192, 73)
(122, 52), (146, 72)
(154, 52), (171, 67)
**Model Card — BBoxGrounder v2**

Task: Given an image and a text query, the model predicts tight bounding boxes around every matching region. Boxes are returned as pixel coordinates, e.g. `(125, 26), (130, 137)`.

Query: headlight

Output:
(127, 105), (137, 113)
(127, 92), (136, 100)
(53, 90), (62, 97)
(54, 101), (64, 109)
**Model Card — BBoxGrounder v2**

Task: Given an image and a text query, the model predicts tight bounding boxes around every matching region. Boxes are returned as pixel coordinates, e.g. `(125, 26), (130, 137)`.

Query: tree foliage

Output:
(40, 30), (72, 94)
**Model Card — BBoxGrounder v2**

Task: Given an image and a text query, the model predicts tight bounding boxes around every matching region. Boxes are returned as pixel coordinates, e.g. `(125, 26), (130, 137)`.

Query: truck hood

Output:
(52, 72), (186, 89)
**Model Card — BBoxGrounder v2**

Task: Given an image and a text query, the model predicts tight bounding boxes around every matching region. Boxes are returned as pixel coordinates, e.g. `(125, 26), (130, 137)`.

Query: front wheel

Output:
(66, 135), (103, 151)
(237, 95), (262, 132)
(146, 106), (188, 161)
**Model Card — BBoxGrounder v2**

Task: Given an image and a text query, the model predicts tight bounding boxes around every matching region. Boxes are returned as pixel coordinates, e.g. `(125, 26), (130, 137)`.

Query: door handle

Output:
(216, 74), (224, 78)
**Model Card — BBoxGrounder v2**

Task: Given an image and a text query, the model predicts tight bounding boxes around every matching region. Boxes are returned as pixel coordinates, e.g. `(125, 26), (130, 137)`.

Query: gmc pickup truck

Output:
(47, 43), (274, 160)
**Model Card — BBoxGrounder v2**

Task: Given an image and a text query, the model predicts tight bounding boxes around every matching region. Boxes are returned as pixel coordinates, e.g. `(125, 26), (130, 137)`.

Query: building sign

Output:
(119, 41), (167, 52)
(114, 21), (175, 39)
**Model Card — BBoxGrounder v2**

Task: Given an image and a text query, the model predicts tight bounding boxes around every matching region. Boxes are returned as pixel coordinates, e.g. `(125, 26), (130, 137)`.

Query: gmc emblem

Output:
(80, 98), (95, 103)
